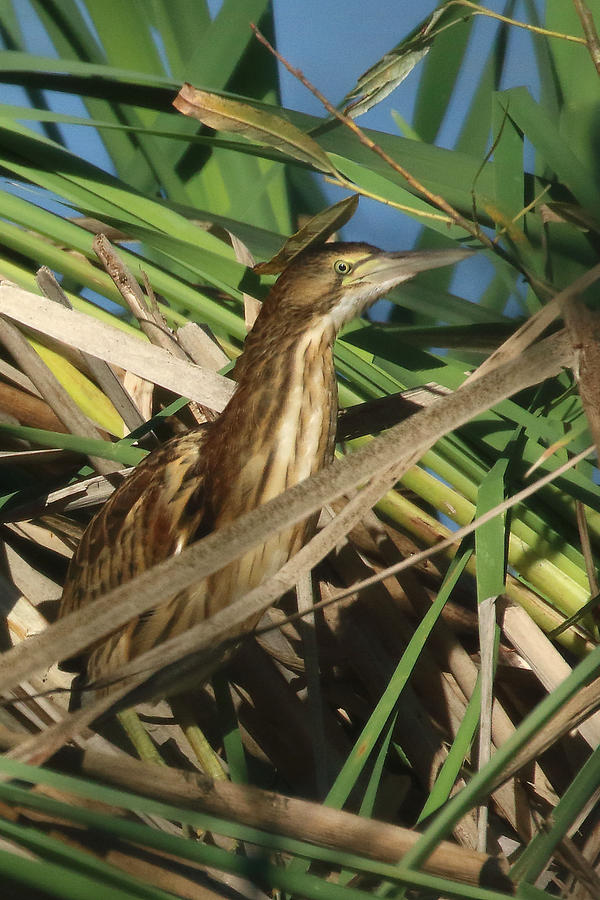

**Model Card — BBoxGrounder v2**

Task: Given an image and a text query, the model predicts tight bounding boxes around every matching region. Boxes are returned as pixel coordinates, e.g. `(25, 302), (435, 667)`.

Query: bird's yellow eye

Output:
(334, 259), (352, 275)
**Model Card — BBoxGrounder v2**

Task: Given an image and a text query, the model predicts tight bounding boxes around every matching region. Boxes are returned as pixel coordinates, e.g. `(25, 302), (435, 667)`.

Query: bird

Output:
(59, 241), (469, 691)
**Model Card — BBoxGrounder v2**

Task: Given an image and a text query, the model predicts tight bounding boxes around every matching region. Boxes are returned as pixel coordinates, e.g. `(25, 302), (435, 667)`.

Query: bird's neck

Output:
(210, 313), (338, 520)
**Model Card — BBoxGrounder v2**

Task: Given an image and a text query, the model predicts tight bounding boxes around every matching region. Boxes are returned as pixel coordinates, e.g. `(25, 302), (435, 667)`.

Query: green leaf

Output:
(324, 549), (472, 811)
(344, 6), (466, 119)
(414, 6), (475, 144)
(501, 86), (600, 214)
(0, 423), (146, 465)
(476, 458), (508, 602)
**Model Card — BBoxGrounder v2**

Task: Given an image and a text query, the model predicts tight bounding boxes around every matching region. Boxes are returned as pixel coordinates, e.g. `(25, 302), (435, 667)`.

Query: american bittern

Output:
(59, 242), (468, 690)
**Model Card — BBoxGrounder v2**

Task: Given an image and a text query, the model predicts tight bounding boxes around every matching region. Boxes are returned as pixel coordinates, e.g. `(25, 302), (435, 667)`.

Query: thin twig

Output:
(451, 0), (586, 44)
(573, 0), (600, 75)
(492, 185), (552, 246)
(250, 24), (492, 249)
(324, 175), (454, 225)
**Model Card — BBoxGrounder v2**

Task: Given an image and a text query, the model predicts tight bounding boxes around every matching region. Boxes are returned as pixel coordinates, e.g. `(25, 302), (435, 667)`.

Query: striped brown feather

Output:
(59, 426), (213, 673)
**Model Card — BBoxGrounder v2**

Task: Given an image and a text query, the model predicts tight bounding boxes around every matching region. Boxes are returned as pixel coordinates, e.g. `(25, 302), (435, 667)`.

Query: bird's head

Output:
(266, 241), (473, 330)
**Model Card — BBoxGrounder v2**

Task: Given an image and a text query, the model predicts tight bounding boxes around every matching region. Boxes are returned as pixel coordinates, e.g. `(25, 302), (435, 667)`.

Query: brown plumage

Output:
(59, 242), (469, 688)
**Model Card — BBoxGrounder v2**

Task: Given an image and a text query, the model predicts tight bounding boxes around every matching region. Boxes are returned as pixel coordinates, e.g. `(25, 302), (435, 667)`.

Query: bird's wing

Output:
(59, 425), (213, 621)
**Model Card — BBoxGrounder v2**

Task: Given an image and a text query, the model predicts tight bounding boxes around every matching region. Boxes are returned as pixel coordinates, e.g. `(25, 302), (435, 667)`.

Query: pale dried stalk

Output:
(0, 357), (40, 396)
(94, 234), (189, 360)
(5, 521), (75, 558)
(2, 541), (61, 604)
(0, 448), (65, 464)
(5, 677), (144, 765)
(0, 284), (234, 412)
(176, 322), (229, 370)
(225, 228), (260, 330)
(501, 601), (600, 750)
(1, 470), (130, 523)
(75, 750), (512, 889)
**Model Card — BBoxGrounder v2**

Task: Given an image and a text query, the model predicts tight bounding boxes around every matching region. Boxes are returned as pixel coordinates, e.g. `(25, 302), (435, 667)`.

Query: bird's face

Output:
(271, 242), (472, 330)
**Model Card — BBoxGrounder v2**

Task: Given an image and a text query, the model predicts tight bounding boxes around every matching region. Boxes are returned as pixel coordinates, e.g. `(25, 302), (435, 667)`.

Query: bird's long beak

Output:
(350, 247), (474, 287)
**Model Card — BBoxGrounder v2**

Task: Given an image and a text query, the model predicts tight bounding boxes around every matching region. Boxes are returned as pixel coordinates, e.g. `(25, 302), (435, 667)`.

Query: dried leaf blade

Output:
(173, 83), (338, 174)
(254, 194), (359, 274)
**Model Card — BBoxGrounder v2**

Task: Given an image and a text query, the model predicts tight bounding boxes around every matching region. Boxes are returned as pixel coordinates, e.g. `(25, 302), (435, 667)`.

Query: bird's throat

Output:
(212, 320), (338, 524)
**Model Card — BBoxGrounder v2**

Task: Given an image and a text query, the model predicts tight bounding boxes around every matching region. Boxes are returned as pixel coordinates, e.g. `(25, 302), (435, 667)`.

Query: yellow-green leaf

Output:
(29, 339), (126, 437)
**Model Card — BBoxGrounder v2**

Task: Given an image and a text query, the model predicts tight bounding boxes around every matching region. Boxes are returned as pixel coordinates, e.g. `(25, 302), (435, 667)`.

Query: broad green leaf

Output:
(0, 49), (177, 87)
(546, 0), (600, 175)
(501, 87), (600, 214)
